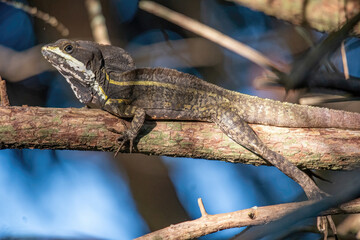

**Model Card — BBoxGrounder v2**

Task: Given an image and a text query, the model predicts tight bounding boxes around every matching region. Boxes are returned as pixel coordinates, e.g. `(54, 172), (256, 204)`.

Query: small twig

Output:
(0, 76), (10, 107)
(139, 1), (290, 73)
(85, 0), (110, 45)
(0, 0), (69, 36)
(341, 41), (349, 79)
(197, 198), (209, 217)
(135, 198), (360, 240)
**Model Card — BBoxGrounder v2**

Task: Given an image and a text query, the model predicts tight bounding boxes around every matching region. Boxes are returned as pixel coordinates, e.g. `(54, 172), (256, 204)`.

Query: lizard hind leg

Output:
(208, 103), (326, 201)
(210, 104), (331, 236)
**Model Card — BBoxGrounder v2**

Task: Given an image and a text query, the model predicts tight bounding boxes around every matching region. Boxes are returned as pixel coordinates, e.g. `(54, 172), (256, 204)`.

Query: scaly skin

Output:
(102, 67), (360, 129)
(41, 39), (360, 201)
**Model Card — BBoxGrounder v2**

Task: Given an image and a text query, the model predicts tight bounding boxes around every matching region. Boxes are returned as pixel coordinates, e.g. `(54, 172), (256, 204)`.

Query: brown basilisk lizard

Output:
(41, 39), (360, 203)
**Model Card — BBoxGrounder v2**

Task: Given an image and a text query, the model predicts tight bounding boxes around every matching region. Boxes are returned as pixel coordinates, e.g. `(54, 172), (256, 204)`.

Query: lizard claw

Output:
(114, 130), (136, 157)
(317, 215), (338, 239)
(129, 139), (134, 154)
(114, 140), (126, 157)
(309, 189), (334, 237)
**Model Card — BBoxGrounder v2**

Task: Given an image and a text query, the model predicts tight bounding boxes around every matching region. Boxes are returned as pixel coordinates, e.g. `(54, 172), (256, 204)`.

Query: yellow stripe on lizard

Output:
(104, 70), (226, 100)
(98, 82), (130, 105)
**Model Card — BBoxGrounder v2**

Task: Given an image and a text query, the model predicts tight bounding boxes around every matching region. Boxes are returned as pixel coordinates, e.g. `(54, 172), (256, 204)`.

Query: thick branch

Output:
(1, 106), (360, 170)
(229, 0), (360, 35)
(135, 198), (360, 240)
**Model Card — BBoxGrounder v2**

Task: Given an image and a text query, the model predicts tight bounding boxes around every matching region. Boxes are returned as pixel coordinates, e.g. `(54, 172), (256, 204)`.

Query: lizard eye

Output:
(63, 44), (73, 53)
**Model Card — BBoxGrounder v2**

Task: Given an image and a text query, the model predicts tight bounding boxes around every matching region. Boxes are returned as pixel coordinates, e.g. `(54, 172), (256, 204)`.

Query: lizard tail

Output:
(236, 94), (360, 129)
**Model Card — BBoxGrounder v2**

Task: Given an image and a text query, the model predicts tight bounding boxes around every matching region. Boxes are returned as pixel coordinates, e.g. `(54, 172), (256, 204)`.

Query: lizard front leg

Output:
(207, 103), (325, 200)
(103, 103), (146, 154)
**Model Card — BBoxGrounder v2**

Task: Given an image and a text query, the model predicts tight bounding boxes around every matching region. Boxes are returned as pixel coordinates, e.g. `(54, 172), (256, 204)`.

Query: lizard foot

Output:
(310, 189), (336, 239)
(317, 215), (337, 239)
(303, 184), (334, 238)
(114, 130), (136, 157)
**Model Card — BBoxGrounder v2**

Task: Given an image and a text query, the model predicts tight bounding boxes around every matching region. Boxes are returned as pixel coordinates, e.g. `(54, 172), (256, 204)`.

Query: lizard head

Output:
(42, 39), (136, 106)
(41, 39), (104, 104)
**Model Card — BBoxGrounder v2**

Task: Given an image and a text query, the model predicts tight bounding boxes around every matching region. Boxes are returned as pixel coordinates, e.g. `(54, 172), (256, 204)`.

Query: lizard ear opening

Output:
(86, 60), (91, 70)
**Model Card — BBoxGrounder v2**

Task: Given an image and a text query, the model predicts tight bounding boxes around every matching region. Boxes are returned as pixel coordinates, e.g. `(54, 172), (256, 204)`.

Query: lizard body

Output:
(103, 67), (360, 128)
(41, 39), (360, 200)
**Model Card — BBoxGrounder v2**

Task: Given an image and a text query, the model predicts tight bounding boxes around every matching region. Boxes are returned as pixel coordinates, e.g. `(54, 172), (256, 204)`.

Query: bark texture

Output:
(1, 106), (360, 170)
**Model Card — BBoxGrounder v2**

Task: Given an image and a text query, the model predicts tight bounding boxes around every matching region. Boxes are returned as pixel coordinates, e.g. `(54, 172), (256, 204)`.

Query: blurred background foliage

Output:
(0, 0), (359, 239)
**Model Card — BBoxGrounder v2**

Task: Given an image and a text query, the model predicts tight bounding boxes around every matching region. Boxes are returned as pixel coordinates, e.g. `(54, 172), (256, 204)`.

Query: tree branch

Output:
(1, 106), (360, 170)
(228, 0), (360, 35)
(135, 198), (360, 240)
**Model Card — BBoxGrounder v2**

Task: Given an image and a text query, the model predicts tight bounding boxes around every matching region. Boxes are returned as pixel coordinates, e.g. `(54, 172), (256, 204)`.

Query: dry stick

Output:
(85, 0), (111, 45)
(0, 0), (69, 36)
(139, 1), (290, 73)
(341, 41), (349, 79)
(0, 76), (10, 107)
(135, 198), (360, 240)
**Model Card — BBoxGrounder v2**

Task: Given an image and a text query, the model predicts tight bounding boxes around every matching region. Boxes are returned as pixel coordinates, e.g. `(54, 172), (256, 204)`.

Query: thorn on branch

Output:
(248, 206), (258, 220)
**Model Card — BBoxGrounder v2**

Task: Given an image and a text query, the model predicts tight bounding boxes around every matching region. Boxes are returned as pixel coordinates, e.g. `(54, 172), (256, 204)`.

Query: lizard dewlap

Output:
(42, 39), (360, 202)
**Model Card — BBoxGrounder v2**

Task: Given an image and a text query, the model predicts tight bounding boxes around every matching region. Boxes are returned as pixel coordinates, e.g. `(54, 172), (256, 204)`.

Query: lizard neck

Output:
(88, 67), (109, 107)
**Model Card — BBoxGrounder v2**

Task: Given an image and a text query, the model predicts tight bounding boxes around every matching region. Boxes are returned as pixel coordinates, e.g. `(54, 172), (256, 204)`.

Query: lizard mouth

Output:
(41, 46), (49, 58)
(41, 46), (60, 65)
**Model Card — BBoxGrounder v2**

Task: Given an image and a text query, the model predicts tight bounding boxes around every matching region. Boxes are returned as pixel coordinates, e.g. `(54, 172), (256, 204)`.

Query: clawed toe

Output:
(114, 138), (127, 157)
(113, 131), (136, 156)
